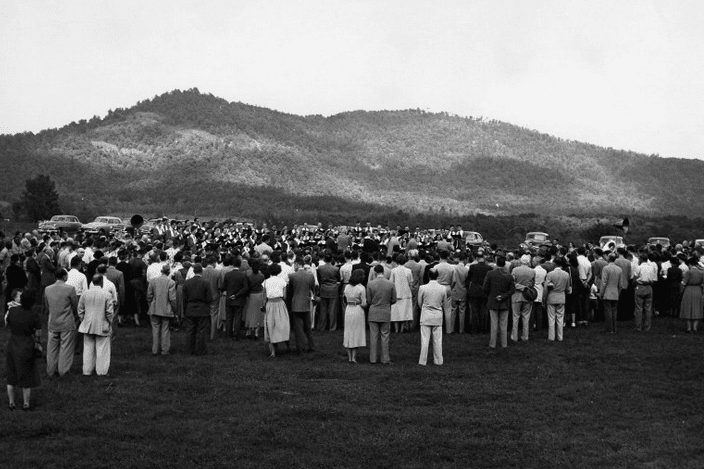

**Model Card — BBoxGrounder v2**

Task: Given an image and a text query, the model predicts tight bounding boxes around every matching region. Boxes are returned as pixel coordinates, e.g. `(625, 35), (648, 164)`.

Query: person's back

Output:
(289, 269), (315, 312)
(183, 275), (212, 317)
(45, 280), (78, 332)
(367, 275), (396, 321)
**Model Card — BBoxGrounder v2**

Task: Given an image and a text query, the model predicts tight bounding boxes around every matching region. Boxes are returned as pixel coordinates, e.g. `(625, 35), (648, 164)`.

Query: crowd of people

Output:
(1, 219), (703, 410)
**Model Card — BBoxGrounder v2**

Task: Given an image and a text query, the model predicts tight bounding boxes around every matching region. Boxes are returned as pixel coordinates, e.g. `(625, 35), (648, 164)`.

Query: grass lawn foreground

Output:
(1, 319), (703, 469)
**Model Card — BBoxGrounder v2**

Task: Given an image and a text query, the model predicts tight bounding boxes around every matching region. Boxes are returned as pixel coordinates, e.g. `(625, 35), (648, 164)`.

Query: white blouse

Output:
(263, 276), (287, 299)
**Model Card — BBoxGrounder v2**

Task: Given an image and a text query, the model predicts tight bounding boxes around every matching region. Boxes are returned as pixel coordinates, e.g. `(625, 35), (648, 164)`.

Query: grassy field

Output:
(1, 318), (703, 469)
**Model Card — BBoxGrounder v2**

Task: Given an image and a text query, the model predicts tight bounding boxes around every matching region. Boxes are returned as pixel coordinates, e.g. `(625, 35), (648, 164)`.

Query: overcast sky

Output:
(1, 0), (702, 160)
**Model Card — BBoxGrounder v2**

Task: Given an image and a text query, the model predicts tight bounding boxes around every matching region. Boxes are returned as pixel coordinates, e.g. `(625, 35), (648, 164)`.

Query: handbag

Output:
(33, 339), (44, 359)
(522, 286), (538, 302)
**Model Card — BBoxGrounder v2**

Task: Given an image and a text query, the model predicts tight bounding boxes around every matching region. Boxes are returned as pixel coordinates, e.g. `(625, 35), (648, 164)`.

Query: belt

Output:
(346, 300), (361, 306)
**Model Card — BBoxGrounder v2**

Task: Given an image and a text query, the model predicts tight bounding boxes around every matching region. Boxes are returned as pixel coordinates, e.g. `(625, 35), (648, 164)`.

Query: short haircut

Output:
(428, 268), (439, 280)
(55, 268), (68, 279)
(374, 264), (384, 274)
(193, 263), (204, 274)
(70, 256), (82, 268)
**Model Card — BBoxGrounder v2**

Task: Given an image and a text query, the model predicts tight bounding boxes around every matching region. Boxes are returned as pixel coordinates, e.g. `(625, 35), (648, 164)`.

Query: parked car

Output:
(599, 235), (625, 251)
(464, 231), (487, 249)
(521, 232), (551, 250)
(38, 215), (83, 234)
(647, 237), (671, 248)
(695, 239), (704, 248)
(82, 216), (126, 235)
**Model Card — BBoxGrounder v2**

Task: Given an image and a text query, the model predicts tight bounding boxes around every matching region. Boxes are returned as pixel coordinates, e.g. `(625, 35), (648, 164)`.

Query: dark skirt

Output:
(6, 335), (41, 388)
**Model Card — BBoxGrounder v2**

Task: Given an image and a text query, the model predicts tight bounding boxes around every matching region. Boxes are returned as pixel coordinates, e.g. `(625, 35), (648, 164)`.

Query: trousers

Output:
(511, 300), (533, 341)
(317, 297), (338, 331)
(451, 299), (466, 333)
(225, 305), (244, 339)
(489, 309), (508, 348)
(209, 298), (221, 340)
(547, 303), (565, 341)
(46, 329), (76, 376)
(184, 316), (210, 355)
(634, 285), (653, 330)
(150, 315), (171, 354)
(369, 321), (390, 364)
(419, 325), (443, 365)
(291, 311), (315, 352)
(603, 299), (618, 333)
(83, 334), (111, 376)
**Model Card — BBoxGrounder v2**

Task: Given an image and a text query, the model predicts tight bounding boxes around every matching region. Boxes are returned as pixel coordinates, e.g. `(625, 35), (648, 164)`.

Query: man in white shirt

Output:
(576, 246), (593, 325)
(633, 252), (658, 331)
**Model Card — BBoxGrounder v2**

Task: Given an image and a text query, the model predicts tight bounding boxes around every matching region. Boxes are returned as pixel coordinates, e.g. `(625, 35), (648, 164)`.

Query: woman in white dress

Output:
(262, 263), (290, 358)
(389, 255), (414, 333)
(343, 269), (367, 363)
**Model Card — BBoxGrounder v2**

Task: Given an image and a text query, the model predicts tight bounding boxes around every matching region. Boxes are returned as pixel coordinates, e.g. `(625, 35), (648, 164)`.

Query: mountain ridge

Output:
(1, 88), (702, 223)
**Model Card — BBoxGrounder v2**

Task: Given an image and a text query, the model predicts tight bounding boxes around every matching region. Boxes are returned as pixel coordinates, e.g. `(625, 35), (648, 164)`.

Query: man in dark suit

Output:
(38, 246), (57, 312)
(223, 257), (248, 340)
(483, 256), (515, 349)
(468, 252), (493, 333)
(287, 259), (317, 353)
(183, 263), (213, 355)
(316, 251), (341, 331)
(367, 264), (397, 364)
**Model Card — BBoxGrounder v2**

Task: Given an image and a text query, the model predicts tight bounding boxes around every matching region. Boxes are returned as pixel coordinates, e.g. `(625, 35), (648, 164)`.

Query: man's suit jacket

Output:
(599, 263), (623, 301)
(78, 285), (114, 336)
(317, 263), (340, 298)
(468, 262), (493, 298)
(288, 270), (316, 313)
(38, 251), (56, 287)
(183, 275), (213, 317)
(366, 276), (397, 322)
(105, 266), (125, 307)
(483, 268), (515, 310)
(545, 268), (570, 305)
(201, 265), (221, 302)
(404, 260), (423, 293)
(511, 265), (536, 303)
(223, 268), (248, 308)
(147, 275), (177, 317)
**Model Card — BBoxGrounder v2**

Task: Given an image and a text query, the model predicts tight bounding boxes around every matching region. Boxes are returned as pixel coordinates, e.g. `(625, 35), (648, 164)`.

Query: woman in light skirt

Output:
(343, 269), (367, 363)
(262, 263), (290, 358)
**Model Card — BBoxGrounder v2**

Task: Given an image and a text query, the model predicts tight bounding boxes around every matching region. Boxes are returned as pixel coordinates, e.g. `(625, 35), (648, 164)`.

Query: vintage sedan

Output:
(521, 232), (552, 250)
(464, 231), (487, 249)
(82, 216), (126, 235)
(38, 215), (83, 234)
(647, 237), (671, 248)
(599, 235), (625, 251)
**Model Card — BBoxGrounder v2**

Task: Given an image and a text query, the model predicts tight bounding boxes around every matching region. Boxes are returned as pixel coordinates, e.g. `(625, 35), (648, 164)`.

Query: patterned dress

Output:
(343, 284), (367, 348)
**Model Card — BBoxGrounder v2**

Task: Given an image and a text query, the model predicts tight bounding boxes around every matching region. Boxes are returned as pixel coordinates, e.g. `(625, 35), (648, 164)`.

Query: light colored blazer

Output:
(546, 268), (570, 305)
(148, 275), (177, 317)
(78, 285), (114, 336)
(600, 263), (623, 301)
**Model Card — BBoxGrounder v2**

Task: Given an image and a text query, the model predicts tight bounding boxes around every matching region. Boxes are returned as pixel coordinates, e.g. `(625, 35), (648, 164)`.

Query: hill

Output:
(1, 88), (703, 225)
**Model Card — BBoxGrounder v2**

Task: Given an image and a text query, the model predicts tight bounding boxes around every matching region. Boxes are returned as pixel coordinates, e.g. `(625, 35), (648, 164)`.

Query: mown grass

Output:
(1, 318), (703, 469)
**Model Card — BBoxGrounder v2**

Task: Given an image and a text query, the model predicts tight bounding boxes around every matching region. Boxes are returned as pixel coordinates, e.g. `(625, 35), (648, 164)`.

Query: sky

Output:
(1, 0), (703, 160)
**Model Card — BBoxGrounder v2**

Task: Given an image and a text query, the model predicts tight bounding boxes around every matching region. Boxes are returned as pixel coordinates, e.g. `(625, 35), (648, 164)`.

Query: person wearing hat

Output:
(510, 254), (536, 342)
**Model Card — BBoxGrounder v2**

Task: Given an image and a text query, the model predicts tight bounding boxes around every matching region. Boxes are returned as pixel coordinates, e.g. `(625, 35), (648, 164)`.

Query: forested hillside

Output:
(1, 88), (702, 223)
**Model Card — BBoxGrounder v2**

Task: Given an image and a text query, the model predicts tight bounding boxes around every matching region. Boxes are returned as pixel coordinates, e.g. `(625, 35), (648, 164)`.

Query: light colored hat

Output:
(520, 254), (531, 265)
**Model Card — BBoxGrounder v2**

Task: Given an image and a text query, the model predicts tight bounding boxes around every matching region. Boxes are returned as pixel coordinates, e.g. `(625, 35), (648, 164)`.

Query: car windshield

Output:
(529, 233), (547, 241)
(466, 233), (480, 240)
